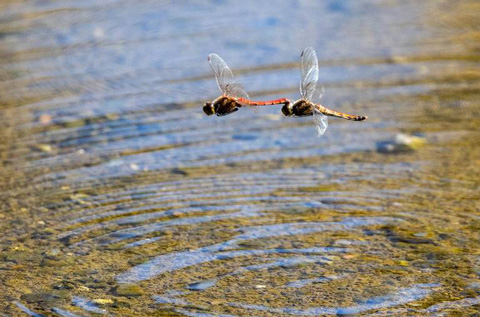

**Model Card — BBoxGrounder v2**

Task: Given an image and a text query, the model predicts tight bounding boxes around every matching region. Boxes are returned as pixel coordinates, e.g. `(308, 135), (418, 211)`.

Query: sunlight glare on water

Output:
(0, 0), (479, 316)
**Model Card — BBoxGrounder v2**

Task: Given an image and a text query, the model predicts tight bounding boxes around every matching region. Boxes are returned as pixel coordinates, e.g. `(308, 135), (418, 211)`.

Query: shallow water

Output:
(1, 0), (479, 316)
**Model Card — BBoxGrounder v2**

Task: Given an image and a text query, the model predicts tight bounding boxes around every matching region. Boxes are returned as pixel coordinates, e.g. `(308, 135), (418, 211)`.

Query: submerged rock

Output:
(92, 298), (114, 306)
(31, 143), (53, 153)
(186, 279), (217, 291)
(113, 284), (144, 297)
(38, 114), (52, 125)
(20, 291), (69, 305)
(377, 133), (427, 153)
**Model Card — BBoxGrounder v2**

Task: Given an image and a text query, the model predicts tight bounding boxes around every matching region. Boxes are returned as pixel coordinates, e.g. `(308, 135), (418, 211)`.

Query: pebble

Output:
(93, 298), (114, 305)
(38, 114), (52, 125)
(32, 144), (53, 153)
(114, 284), (144, 297)
(414, 232), (427, 237)
(44, 248), (61, 258)
(186, 279), (217, 291)
(377, 133), (426, 154)
(20, 293), (62, 305)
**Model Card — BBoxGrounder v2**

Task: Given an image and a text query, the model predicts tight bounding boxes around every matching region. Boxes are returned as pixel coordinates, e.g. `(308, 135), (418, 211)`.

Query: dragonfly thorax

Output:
(290, 99), (314, 117)
(208, 96), (240, 116)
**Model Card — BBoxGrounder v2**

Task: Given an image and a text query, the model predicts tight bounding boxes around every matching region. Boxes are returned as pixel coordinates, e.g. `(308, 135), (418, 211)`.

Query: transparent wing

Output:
(225, 83), (250, 100)
(313, 106), (328, 137)
(208, 53), (235, 96)
(317, 85), (325, 100)
(208, 53), (250, 99)
(231, 83), (256, 112)
(309, 84), (325, 104)
(299, 47), (319, 101)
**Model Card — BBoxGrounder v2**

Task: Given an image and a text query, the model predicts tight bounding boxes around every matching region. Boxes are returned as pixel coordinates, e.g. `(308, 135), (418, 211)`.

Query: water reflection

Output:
(118, 215), (403, 315)
(71, 296), (106, 315)
(1, 0), (479, 316)
(229, 284), (439, 316)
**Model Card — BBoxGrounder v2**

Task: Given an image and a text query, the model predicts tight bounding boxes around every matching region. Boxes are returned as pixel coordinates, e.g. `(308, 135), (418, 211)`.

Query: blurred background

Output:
(0, 0), (479, 316)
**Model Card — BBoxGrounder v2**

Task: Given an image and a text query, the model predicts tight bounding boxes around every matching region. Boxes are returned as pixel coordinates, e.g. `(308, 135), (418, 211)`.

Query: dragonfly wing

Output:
(310, 84), (326, 106)
(313, 106), (328, 137)
(226, 83), (250, 100)
(208, 53), (236, 96)
(300, 47), (319, 101)
(230, 83), (257, 112)
(208, 53), (251, 101)
(317, 85), (325, 100)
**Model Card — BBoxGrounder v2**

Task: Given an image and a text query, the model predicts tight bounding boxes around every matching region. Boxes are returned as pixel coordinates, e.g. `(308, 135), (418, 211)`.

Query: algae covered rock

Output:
(113, 283), (144, 297)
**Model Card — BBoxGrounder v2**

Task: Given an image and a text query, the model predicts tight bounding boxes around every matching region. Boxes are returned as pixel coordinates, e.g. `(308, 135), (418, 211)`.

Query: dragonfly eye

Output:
(203, 102), (215, 116)
(281, 103), (293, 116)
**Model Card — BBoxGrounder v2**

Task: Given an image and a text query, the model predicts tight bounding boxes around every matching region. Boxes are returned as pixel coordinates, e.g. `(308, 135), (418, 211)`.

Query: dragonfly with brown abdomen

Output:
(282, 47), (368, 136)
(204, 53), (290, 116)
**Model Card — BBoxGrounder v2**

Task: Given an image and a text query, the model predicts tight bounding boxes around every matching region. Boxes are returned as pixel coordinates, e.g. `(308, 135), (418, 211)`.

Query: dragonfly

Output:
(204, 53), (291, 116)
(281, 47), (367, 136)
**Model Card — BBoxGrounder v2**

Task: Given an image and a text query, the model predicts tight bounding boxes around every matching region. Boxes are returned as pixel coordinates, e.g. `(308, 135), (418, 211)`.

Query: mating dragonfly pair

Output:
(203, 47), (367, 137)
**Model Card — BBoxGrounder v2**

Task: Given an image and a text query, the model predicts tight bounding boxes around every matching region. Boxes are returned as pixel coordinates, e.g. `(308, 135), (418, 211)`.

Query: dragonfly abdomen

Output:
(319, 105), (367, 121)
(237, 98), (291, 106)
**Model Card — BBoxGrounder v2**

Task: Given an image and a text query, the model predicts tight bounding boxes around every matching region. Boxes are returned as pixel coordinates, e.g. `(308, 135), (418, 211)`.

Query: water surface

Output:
(1, 0), (479, 316)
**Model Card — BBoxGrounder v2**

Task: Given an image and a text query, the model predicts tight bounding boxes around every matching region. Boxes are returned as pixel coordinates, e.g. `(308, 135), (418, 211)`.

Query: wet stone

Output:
(414, 232), (428, 237)
(38, 114), (52, 125)
(127, 256), (148, 266)
(52, 281), (76, 290)
(31, 143), (53, 152)
(40, 254), (74, 267)
(186, 279), (217, 291)
(92, 298), (114, 306)
(4, 250), (29, 263)
(111, 299), (131, 308)
(170, 168), (188, 176)
(20, 293), (62, 305)
(88, 281), (110, 290)
(377, 133), (427, 153)
(388, 236), (436, 245)
(113, 284), (144, 297)
(43, 248), (61, 259)
(4, 250), (41, 264)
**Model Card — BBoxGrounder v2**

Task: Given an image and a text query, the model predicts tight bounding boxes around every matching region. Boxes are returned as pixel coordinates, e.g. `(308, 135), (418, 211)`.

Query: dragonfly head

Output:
(203, 102), (215, 116)
(281, 101), (294, 116)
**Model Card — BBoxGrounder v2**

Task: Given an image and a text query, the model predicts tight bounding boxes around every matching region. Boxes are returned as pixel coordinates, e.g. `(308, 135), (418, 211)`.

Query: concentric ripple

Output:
(1, 0), (479, 316)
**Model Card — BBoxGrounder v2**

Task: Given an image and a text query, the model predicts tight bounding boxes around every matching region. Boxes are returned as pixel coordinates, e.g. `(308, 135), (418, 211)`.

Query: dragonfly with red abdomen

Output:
(282, 47), (367, 136)
(203, 53), (291, 116)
